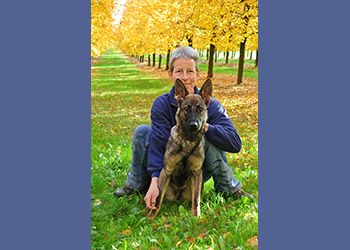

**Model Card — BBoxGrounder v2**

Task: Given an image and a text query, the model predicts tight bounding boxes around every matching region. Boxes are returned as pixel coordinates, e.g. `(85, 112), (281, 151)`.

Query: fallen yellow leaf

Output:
(223, 231), (231, 239)
(246, 235), (258, 247)
(186, 237), (197, 242)
(198, 233), (206, 239)
(176, 240), (182, 247)
(121, 229), (132, 235)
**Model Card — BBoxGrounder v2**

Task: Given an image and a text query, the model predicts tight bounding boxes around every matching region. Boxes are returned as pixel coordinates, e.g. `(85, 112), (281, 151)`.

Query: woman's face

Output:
(168, 57), (199, 94)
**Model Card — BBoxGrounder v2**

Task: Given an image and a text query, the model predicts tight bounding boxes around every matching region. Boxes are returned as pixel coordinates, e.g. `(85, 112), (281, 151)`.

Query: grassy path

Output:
(91, 50), (258, 249)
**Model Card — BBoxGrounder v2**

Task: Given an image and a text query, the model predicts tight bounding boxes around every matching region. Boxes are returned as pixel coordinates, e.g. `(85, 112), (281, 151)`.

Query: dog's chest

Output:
(171, 164), (191, 189)
(180, 139), (199, 155)
(170, 127), (201, 155)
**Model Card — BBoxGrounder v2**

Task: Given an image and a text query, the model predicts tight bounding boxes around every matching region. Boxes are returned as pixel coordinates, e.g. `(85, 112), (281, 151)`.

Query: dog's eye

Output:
(184, 105), (191, 112)
(197, 106), (204, 112)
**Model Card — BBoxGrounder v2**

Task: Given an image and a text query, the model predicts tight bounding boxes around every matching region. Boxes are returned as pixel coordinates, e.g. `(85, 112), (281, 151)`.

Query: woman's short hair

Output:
(169, 46), (200, 73)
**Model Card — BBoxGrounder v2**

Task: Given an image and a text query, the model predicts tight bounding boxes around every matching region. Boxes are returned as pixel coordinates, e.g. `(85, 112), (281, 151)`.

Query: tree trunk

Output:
(152, 54), (156, 67)
(214, 49), (217, 63)
(158, 54), (162, 69)
(206, 49), (209, 60)
(225, 51), (229, 64)
(166, 50), (170, 70)
(148, 55), (151, 66)
(208, 44), (215, 78)
(237, 39), (246, 85)
(255, 49), (258, 67)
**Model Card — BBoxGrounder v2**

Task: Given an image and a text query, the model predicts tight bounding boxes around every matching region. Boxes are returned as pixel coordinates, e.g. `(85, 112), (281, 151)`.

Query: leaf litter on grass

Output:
(91, 50), (258, 249)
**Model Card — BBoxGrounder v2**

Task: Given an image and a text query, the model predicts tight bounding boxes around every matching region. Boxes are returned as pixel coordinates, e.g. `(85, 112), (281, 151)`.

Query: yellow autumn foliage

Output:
(116, 0), (258, 55)
(91, 0), (258, 56)
(91, 0), (119, 57)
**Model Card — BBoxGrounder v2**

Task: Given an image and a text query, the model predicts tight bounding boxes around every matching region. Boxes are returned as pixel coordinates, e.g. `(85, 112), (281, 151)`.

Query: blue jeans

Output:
(125, 125), (242, 194)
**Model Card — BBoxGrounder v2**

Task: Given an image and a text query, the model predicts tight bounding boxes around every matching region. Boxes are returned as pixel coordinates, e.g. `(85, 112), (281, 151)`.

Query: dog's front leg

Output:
(191, 170), (203, 217)
(148, 135), (182, 221)
(148, 169), (171, 221)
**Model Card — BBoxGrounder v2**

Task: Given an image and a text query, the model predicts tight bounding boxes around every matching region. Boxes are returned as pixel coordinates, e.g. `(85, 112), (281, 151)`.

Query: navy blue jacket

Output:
(147, 85), (242, 178)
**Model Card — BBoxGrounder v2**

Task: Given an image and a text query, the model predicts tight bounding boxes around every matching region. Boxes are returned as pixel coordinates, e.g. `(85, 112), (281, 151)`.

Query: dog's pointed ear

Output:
(199, 78), (212, 106)
(174, 78), (189, 105)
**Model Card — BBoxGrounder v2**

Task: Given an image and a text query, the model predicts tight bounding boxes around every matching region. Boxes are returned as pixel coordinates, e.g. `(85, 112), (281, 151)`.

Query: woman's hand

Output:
(144, 177), (159, 210)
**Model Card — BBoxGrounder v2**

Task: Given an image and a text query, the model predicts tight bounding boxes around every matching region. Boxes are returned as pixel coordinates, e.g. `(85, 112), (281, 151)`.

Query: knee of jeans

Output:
(133, 125), (151, 137)
(204, 139), (228, 163)
(204, 138), (217, 153)
(132, 125), (152, 143)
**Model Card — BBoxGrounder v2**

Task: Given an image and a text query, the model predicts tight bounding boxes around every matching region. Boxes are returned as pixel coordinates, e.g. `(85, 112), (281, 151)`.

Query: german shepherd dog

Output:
(148, 78), (213, 221)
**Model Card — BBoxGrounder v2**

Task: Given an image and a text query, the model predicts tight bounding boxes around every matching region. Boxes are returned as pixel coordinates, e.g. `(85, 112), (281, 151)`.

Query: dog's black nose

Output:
(189, 121), (199, 131)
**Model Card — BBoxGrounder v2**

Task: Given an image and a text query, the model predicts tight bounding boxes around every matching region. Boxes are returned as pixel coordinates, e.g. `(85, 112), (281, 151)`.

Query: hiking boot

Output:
(232, 189), (254, 200)
(113, 185), (134, 198)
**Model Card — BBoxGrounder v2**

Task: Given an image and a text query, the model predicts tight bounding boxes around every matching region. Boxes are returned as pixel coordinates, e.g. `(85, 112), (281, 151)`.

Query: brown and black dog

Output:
(148, 78), (212, 220)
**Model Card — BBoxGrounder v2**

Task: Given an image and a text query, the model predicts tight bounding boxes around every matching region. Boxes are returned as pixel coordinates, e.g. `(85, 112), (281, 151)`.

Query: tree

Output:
(158, 54), (162, 69)
(112, 0), (258, 84)
(165, 50), (171, 70)
(91, 0), (118, 57)
(237, 38), (246, 84)
(235, 0), (258, 84)
(208, 44), (215, 78)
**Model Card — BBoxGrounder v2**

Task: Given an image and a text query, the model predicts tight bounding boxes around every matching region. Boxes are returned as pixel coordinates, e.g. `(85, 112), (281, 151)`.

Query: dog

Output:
(148, 78), (213, 220)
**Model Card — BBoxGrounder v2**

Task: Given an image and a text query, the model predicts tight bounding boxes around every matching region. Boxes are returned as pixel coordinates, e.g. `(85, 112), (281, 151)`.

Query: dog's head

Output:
(174, 78), (213, 133)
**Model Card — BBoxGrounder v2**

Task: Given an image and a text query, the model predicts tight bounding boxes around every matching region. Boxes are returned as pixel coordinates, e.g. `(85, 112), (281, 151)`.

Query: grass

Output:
(91, 50), (258, 249)
(198, 64), (258, 79)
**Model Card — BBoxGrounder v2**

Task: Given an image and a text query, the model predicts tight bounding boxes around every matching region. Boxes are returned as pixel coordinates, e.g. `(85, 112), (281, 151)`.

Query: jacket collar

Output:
(168, 85), (199, 107)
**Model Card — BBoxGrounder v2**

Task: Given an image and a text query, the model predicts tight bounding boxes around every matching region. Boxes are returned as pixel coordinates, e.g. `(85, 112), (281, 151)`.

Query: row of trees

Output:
(91, 0), (123, 57)
(135, 49), (257, 71)
(91, 0), (258, 84)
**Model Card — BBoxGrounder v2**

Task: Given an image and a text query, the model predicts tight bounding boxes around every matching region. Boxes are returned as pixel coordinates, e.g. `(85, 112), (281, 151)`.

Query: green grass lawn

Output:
(198, 64), (258, 79)
(91, 50), (258, 249)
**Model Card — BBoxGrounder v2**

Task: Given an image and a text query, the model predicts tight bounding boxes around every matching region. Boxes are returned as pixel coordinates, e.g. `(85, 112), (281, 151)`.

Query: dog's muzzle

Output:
(189, 121), (199, 131)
